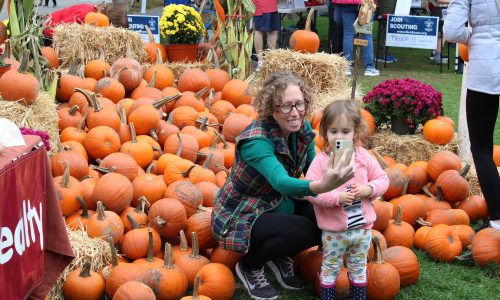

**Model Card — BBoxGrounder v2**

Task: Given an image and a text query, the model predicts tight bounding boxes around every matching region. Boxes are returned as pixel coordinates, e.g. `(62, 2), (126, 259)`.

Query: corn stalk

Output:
(214, 0), (254, 80)
(7, 0), (56, 92)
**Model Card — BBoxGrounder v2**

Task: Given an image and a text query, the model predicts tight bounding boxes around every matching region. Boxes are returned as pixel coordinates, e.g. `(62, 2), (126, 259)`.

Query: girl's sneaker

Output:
(364, 67), (380, 77)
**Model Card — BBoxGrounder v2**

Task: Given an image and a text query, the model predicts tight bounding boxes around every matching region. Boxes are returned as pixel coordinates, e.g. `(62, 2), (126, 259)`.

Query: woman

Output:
(443, 0), (500, 230)
(211, 71), (355, 300)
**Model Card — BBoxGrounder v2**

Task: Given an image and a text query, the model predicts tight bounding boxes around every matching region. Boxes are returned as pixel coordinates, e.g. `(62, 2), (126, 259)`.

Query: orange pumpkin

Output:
(360, 108), (375, 136)
(113, 281), (156, 300)
(425, 224), (462, 262)
(289, 8), (320, 53)
(426, 151), (462, 182)
(205, 68), (230, 92)
(221, 79), (252, 108)
(84, 9), (110, 27)
(471, 228), (500, 266)
(148, 198), (188, 239)
(458, 43), (469, 62)
(0, 53), (39, 104)
(493, 145), (500, 167)
(144, 25), (167, 63)
(40, 46), (59, 69)
(85, 59), (111, 80)
(63, 263), (105, 300)
(196, 263), (235, 300)
(423, 118), (454, 145)
(366, 237), (401, 300)
(177, 68), (211, 94)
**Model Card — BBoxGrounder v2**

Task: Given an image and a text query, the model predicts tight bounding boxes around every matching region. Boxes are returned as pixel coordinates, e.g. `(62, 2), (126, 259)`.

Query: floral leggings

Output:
(320, 228), (371, 286)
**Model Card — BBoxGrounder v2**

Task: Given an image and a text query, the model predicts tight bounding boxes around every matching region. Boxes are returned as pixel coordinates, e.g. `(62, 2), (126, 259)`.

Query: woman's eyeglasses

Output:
(276, 101), (307, 114)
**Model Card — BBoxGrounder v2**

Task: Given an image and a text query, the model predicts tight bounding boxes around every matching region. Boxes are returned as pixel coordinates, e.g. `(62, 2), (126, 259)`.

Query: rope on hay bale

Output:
(0, 92), (61, 154)
(252, 49), (363, 113)
(53, 23), (147, 68)
(47, 228), (113, 299)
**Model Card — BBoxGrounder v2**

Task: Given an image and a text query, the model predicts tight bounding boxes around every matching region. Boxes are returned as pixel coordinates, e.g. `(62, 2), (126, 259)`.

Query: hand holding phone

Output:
(333, 140), (354, 168)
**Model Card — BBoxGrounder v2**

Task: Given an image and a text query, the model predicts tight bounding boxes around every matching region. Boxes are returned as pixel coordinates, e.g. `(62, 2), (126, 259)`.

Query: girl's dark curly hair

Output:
(253, 71), (313, 121)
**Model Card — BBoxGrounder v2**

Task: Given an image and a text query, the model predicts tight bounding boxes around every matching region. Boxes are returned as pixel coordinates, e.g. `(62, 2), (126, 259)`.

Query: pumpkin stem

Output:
(459, 164), (471, 177)
(79, 262), (92, 278)
(197, 205), (212, 213)
(394, 206), (403, 226)
(129, 122), (138, 143)
(163, 242), (175, 269)
(175, 133), (184, 157)
(415, 217), (432, 227)
(76, 195), (89, 218)
(146, 162), (155, 174)
(179, 230), (189, 251)
(155, 48), (163, 64)
(152, 93), (183, 110)
(149, 129), (159, 141)
(201, 153), (213, 169)
(96, 201), (106, 221)
(145, 25), (155, 44)
(371, 235), (384, 264)
(68, 105), (80, 116)
(401, 176), (409, 195)
(155, 216), (167, 227)
(305, 8), (315, 31)
(77, 113), (88, 130)
(90, 165), (115, 174)
(192, 274), (201, 299)
(190, 232), (200, 258)
(118, 107), (127, 125)
(148, 69), (157, 88)
(152, 146), (163, 156)
(436, 185), (445, 201)
(126, 213), (140, 229)
(181, 164), (197, 177)
(136, 196), (150, 213)
(144, 228), (155, 262)
(455, 250), (473, 261)
(194, 87), (209, 100)
(371, 149), (388, 170)
(60, 161), (71, 188)
(421, 185), (433, 197)
(113, 66), (128, 80)
(79, 175), (92, 181)
(204, 89), (215, 108)
(74, 88), (94, 108)
(106, 235), (119, 268)
(91, 93), (103, 112)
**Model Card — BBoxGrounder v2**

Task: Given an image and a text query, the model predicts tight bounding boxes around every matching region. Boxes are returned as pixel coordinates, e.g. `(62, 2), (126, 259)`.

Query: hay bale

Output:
(53, 23), (147, 68)
(253, 49), (360, 112)
(369, 130), (459, 166)
(465, 165), (500, 196)
(47, 228), (113, 299)
(0, 93), (61, 154)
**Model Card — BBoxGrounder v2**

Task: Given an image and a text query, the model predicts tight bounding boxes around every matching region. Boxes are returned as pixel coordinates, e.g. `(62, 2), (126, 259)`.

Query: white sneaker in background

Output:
(344, 67), (352, 76)
(364, 67), (380, 77)
(256, 60), (263, 72)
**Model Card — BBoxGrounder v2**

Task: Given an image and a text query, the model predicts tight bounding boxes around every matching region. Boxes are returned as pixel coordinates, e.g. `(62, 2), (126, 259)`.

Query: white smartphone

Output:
(333, 139), (354, 168)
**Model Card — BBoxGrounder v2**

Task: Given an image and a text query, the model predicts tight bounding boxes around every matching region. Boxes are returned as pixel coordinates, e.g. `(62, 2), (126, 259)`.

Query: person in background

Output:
(305, 100), (389, 300)
(211, 71), (355, 300)
(429, 0), (450, 64)
(333, 0), (380, 76)
(252, 0), (280, 71)
(444, 0), (500, 230)
(44, 0), (57, 7)
(375, 0), (399, 63)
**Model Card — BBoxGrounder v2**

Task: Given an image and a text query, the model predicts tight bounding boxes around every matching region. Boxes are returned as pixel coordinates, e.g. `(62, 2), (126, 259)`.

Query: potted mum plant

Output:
(159, 4), (206, 62)
(363, 78), (443, 134)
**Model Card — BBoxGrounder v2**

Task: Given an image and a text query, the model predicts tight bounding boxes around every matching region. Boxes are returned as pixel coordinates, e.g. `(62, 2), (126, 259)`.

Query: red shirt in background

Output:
(253, 0), (278, 16)
(43, 4), (97, 39)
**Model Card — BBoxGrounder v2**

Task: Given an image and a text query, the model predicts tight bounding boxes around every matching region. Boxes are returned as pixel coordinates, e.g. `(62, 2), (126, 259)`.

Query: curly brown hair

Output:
(253, 71), (313, 121)
(319, 100), (369, 148)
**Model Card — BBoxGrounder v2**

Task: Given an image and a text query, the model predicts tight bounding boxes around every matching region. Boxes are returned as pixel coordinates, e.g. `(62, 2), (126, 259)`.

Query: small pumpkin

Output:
(289, 8), (320, 53)
(113, 281), (156, 300)
(175, 232), (211, 287)
(470, 228), (500, 266)
(423, 118), (454, 145)
(84, 8), (110, 27)
(196, 263), (235, 300)
(0, 52), (39, 104)
(425, 224), (462, 262)
(40, 46), (60, 69)
(458, 43), (469, 62)
(382, 246), (420, 286)
(63, 262), (105, 300)
(366, 236), (401, 300)
(148, 198), (188, 239)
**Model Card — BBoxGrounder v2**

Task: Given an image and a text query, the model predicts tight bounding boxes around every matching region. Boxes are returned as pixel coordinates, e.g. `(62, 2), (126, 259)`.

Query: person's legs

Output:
(376, 0), (397, 62)
(254, 30), (265, 60)
(338, 5), (358, 62)
(466, 90), (500, 223)
(319, 230), (346, 300)
(345, 229), (371, 300)
(267, 12), (280, 49)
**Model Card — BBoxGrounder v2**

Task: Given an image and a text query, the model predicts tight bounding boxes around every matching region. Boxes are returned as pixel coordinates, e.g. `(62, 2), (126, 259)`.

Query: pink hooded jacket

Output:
(305, 147), (389, 232)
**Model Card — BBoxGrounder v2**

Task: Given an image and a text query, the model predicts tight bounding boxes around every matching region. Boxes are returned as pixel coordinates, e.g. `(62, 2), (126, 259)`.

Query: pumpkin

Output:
(85, 59), (111, 81)
(120, 123), (155, 168)
(120, 198), (149, 232)
(451, 224), (475, 249)
(170, 106), (201, 129)
(83, 126), (121, 160)
(423, 118), (454, 145)
(84, 9), (110, 27)
(105, 261), (148, 298)
(181, 275), (212, 300)
(426, 151), (462, 182)
(390, 193), (428, 228)
(144, 26), (167, 63)
(132, 168), (167, 206)
(40, 46), (59, 69)
(222, 113), (252, 143)
(164, 181), (203, 217)
(176, 232), (211, 287)
(414, 225), (432, 251)
(289, 8), (320, 53)
(196, 263), (235, 300)
(92, 172), (133, 213)
(148, 198), (188, 239)
(299, 248), (323, 284)
(195, 181), (220, 207)
(98, 152), (139, 181)
(403, 165), (428, 194)
(154, 120), (180, 146)
(372, 197), (390, 232)
(63, 263), (105, 300)
(143, 243), (189, 300)
(144, 65), (174, 90)
(419, 185), (452, 212)
(110, 58), (143, 93)
(366, 236), (400, 300)
(95, 74), (126, 104)
(493, 145), (500, 166)
(53, 163), (82, 216)
(175, 89), (208, 112)
(205, 68), (230, 92)
(425, 224), (462, 262)
(87, 201), (124, 244)
(51, 150), (89, 180)
(382, 206), (415, 249)
(221, 79), (252, 108)
(382, 246), (420, 286)
(66, 196), (96, 230)
(0, 52), (39, 104)
(470, 228), (500, 266)
(113, 281), (156, 300)
(236, 104), (258, 120)
(456, 195), (488, 221)
(164, 133), (200, 163)
(209, 247), (243, 273)
(216, 137), (236, 169)
(435, 166), (470, 203)
(187, 164), (217, 185)
(186, 211), (217, 250)
(458, 43), (469, 62)
(368, 230), (387, 261)
(172, 230), (192, 262)
(383, 166), (406, 200)
(177, 68), (211, 95)
(161, 86), (183, 113)
(209, 100), (236, 124)
(121, 223), (161, 260)
(77, 89), (121, 131)
(360, 108), (375, 136)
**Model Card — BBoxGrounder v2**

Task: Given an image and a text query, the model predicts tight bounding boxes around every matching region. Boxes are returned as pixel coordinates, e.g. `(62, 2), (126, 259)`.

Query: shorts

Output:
(254, 12), (280, 32)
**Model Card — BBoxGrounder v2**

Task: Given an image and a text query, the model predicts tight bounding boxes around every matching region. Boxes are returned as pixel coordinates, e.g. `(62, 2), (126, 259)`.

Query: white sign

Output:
(386, 15), (439, 49)
(395, 0), (411, 15)
(127, 15), (160, 43)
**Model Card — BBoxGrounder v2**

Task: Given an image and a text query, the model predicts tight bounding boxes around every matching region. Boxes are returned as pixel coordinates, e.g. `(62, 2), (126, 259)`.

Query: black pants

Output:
(466, 89), (500, 220)
(45, 0), (56, 5)
(240, 201), (321, 268)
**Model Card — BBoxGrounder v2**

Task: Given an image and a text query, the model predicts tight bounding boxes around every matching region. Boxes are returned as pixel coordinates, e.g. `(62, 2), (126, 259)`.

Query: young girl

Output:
(305, 100), (389, 300)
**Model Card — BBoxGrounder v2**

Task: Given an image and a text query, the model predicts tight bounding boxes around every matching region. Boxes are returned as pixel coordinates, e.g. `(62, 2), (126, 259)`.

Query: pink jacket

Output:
(305, 147), (389, 232)
(332, 0), (362, 5)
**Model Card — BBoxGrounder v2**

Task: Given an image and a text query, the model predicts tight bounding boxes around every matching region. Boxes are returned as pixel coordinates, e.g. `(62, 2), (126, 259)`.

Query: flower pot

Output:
(391, 116), (415, 135)
(164, 44), (200, 63)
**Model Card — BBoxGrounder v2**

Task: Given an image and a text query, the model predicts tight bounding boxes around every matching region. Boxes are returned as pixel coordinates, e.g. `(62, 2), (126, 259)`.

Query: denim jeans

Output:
(334, 4), (375, 68)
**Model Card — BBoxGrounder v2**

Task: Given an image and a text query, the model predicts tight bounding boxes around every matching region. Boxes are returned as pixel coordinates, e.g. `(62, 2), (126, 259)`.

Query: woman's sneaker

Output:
(364, 67), (380, 77)
(266, 257), (305, 290)
(235, 262), (279, 300)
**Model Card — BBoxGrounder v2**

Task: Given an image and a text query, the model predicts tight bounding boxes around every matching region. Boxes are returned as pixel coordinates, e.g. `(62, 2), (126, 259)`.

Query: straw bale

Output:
(253, 49), (356, 113)
(47, 228), (113, 299)
(369, 130), (459, 166)
(53, 23), (147, 68)
(0, 93), (61, 154)
(465, 165), (500, 196)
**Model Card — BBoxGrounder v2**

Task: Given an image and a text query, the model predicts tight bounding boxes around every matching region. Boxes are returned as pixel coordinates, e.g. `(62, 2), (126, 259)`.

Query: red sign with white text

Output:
(0, 147), (46, 299)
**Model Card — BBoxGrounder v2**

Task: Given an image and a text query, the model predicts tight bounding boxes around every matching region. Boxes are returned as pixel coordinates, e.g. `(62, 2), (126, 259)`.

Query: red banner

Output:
(0, 147), (46, 299)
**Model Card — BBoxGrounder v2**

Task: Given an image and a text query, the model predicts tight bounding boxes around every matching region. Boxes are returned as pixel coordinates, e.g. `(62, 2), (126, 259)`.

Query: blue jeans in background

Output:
(334, 4), (375, 68)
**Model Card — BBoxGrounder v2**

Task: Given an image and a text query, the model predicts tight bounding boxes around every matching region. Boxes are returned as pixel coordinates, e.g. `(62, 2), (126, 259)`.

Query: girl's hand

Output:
(339, 191), (355, 206)
(351, 184), (373, 199)
(309, 149), (355, 195)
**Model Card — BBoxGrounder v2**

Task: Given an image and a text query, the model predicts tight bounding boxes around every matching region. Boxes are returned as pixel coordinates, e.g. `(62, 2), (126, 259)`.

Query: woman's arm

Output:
(443, 0), (471, 44)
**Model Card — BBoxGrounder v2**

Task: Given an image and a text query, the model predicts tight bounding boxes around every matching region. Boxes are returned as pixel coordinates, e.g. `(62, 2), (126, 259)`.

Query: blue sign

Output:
(386, 15), (439, 49)
(128, 15), (160, 43)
